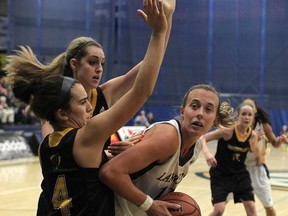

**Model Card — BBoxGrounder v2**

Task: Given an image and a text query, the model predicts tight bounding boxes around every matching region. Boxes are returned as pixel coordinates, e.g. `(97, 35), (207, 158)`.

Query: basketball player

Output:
(41, 0), (176, 139)
(243, 98), (287, 216)
(202, 102), (264, 216)
(99, 84), (235, 216)
(39, 0), (177, 214)
(5, 0), (175, 215)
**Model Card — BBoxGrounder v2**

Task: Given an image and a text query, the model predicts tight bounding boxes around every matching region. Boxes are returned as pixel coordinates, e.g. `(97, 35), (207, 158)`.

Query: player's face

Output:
(67, 83), (92, 128)
(74, 46), (105, 92)
(180, 89), (219, 137)
(238, 105), (254, 127)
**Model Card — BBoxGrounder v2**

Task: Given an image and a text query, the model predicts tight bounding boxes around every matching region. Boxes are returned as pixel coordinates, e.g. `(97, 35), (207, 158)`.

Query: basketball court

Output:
(0, 141), (287, 216)
(0, 2), (288, 215)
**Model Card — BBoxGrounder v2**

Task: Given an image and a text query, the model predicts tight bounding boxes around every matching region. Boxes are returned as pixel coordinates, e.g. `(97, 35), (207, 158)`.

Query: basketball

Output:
(158, 192), (201, 216)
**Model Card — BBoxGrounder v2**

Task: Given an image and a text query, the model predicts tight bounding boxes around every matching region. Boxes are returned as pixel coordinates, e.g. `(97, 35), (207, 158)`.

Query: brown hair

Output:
(33, 37), (103, 79)
(5, 46), (78, 126)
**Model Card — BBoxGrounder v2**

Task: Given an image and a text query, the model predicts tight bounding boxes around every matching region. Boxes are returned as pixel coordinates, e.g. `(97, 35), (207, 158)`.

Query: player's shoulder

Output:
(146, 121), (179, 145)
(151, 121), (178, 136)
(212, 127), (232, 138)
(211, 127), (233, 141)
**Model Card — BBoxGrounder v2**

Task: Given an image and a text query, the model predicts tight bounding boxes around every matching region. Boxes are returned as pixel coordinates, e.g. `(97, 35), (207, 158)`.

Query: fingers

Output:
(144, 0), (157, 11)
(206, 158), (217, 167)
(108, 141), (134, 156)
(279, 134), (287, 143)
(108, 132), (144, 156)
(137, 9), (147, 23)
(150, 200), (180, 215)
(126, 134), (143, 142)
(157, 0), (164, 15)
(165, 202), (181, 211)
(137, 0), (167, 33)
(141, 0), (163, 16)
(108, 141), (133, 149)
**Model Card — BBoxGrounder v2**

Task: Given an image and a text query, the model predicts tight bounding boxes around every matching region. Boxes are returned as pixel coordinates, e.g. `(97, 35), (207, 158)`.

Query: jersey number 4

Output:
(52, 175), (72, 215)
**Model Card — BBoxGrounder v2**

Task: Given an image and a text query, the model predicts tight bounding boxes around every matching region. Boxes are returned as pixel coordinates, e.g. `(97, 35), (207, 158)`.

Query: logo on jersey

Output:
(157, 172), (186, 184)
(100, 106), (106, 113)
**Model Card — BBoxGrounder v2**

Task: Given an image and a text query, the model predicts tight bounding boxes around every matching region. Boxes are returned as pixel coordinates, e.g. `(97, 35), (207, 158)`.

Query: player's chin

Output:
(189, 128), (204, 137)
(91, 79), (100, 86)
(78, 120), (88, 128)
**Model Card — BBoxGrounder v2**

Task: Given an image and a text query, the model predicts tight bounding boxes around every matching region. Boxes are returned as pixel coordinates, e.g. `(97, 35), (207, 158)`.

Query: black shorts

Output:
(209, 168), (254, 204)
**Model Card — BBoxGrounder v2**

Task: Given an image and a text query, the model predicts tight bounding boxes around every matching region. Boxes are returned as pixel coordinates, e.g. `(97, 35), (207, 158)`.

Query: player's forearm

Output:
(201, 137), (211, 155)
(254, 145), (264, 165)
(133, 32), (166, 98)
(99, 169), (147, 207)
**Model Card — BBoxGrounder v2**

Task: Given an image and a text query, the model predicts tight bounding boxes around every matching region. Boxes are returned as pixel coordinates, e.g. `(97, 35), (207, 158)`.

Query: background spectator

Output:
(133, 110), (150, 127)
(280, 125), (288, 150)
(0, 95), (15, 124)
(147, 111), (155, 125)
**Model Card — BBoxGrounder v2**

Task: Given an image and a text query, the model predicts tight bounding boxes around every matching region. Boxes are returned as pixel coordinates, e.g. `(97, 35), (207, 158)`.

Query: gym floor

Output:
(0, 141), (287, 216)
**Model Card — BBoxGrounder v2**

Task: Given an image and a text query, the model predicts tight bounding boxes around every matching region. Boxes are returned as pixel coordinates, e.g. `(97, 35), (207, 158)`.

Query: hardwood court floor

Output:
(0, 142), (287, 216)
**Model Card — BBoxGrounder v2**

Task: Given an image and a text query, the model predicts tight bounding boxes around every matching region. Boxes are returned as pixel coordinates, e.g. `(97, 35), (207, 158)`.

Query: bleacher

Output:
(0, 124), (41, 160)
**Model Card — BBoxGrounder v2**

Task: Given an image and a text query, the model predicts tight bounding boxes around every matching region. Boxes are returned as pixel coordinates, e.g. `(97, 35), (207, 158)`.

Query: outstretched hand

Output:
(204, 151), (217, 167)
(256, 130), (266, 141)
(137, 0), (167, 34)
(279, 133), (288, 143)
(107, 133), (143, 156)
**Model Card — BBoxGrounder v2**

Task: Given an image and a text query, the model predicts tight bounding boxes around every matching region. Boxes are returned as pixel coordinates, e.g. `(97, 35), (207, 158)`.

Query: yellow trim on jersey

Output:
(235, 125), (252, 142)
(49, 128), (74, 147)
(90, 88), (97, 118)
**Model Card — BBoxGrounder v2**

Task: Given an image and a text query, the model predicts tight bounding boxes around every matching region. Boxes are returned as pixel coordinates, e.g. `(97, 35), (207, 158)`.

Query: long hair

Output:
(244, 98), (271, 127)
(25, 37), (103, 80)
(5, 46), (78, 126)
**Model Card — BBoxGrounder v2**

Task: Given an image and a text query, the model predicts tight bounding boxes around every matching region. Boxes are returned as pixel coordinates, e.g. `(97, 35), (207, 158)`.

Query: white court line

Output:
(0, 186), (39, 196)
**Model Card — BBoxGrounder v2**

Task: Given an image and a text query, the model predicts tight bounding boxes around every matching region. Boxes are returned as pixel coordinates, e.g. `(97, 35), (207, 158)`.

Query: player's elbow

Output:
(99, 164), (118, 185)
(137, 87), (154, 99)
(272, 142), (281, 148)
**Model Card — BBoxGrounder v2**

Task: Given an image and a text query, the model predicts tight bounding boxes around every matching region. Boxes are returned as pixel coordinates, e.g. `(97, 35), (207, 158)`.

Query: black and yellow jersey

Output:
(37, 128), (114, 216)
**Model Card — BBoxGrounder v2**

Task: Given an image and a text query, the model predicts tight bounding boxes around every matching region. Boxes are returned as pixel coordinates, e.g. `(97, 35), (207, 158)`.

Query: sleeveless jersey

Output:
(91, 87), (109, 116)
(213, 125), (252, 174)
(245, 122), (266, 167)
(90, 87), (111, 150)
(38, 128), (114, 216)
(115, 119), (202, 216)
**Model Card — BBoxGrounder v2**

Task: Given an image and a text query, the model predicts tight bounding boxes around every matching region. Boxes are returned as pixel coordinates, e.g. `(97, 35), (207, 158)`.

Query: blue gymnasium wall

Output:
(6, 0), (288, 134)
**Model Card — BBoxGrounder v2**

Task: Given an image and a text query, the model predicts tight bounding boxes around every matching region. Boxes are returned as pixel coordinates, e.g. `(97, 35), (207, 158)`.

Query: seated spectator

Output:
(0, 77), (8, 96)
(281, 125), (288, 136)
(147, 111), (155, 125)
(0, 95), (15, 124)
(133, 110), (150, 127)
(280, 125), (288, 150)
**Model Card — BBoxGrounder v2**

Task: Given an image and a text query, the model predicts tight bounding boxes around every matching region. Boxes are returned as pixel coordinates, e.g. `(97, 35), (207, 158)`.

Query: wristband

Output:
(139, 195), (153, 211)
